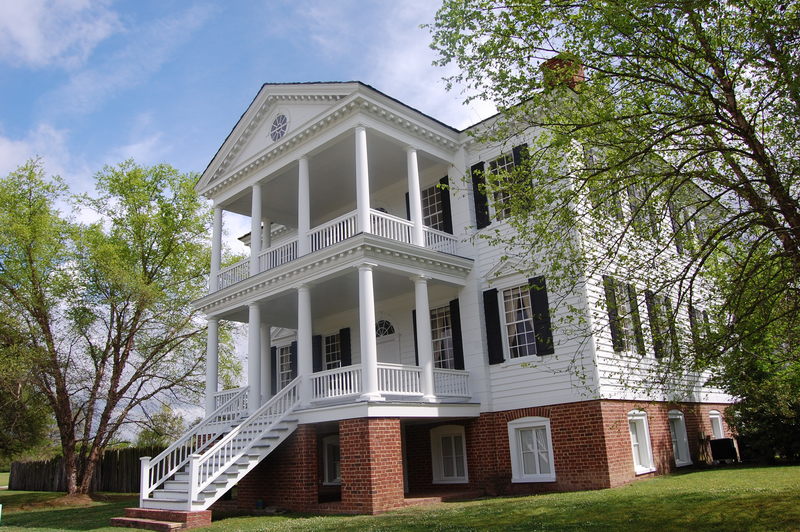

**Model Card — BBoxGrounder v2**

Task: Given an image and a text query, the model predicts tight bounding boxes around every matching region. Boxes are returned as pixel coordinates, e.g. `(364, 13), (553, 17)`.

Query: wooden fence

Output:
(9, 446), (164, 493)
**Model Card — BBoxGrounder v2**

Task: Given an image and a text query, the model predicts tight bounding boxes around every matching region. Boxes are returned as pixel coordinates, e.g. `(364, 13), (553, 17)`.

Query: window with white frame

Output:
(430, 305), (454, 369)
(322, 434), (341, 485)
(627, 410), (655, 474)
(709, 410), (724, 439)
(430, 425), (468, 483)
(603, 275), (645, 356)
(421, 183), (445, 231)
(278, 345), (292, 389)
(508, 417), (555, 483)
(324, 333), (341, 370)
(668, 410), (692, 467)
(489, 152), (515, 220)
(502, 285), (538, 358)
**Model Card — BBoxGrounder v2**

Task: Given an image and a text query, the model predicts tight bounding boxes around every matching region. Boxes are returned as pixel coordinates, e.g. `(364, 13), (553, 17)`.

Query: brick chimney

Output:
(540, 53), (585, 90)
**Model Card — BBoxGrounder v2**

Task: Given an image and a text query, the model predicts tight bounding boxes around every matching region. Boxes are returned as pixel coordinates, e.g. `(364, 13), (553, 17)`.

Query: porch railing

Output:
(212, 387), (248, 421)
(425, 227), (458, 255)
(370, 210), (413, 244)
(309, 363), (470, 402)
(258, 238), (298, 271)
(310, 364), (361, 400)
(309, 211), (358, 252)
(217, 260), (249, 290)
(209, 208), (460, 292)
(433, 368), (470, 397)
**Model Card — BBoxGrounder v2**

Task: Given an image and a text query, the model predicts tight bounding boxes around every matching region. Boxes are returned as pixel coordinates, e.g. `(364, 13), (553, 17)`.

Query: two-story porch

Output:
(200, 122), (474, 416)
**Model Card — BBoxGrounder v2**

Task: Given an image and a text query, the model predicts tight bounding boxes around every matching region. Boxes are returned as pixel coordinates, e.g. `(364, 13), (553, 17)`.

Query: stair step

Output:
(110, 516), (183, 532)
(153, 489), (189, 500)
(141, 498), (190, 511)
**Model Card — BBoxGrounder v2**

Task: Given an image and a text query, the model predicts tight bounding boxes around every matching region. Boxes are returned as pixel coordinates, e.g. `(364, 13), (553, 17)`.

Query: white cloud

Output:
(43, 4), (214, 116)
(0, 0), (120, 69)
(281, 0), (496, 129)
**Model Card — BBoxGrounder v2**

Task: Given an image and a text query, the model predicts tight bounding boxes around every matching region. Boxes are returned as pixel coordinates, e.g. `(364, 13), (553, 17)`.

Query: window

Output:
(322, 434), (341, 485)
(501, 285), (538, 358)
(270, 113), (288, 141)
(689, 305), (710, 350)
(603, 276), (645, 356)
(431, 425), (468, 483)
(430, 305), (454, 369)
(709, 410), (724, 439)
(645, 291), (679, 360)
(375, 319), (395, 337)
(508, 417), (555, 482)
(489, 152), (515, 220)
(278, 345), (292, 389)
(668, 410), (692, 467)
(421, 183), (445, 231)
(627, 183), (658, 238)
(627, 410), (655, 474)
(324, 333), (341, 370)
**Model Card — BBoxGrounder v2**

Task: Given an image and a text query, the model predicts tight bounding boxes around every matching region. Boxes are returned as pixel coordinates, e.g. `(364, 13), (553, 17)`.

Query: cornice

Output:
(195, 235), (473, 315)
(203, 94), (462, 199)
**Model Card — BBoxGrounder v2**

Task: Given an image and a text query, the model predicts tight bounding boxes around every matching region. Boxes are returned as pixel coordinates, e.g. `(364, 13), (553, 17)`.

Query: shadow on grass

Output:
(0, 494), (137, 531)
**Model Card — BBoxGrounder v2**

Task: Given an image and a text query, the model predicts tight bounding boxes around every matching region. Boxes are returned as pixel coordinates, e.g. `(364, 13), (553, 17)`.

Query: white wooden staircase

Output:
(112, 379), (300, 530)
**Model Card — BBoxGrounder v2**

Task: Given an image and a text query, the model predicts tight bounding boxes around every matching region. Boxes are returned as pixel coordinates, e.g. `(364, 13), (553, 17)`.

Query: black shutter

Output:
(270, 346), (277, 394)
(405, 192), (411, 221)
(471, 162), (490, 229)
(449, 298), (465, 369)
(645, 290), (662, 359)
(666, 296), (680, 359)
(528, 276), (554, 355)
(483, 288), (504, 364)
(339, 328), (352, 366)
(512, 143), (528, 167)
(603, 275), (625, 352)
(290, 341), (298, 379)
(439, 176), (453, 234)
(312, 334), (323, 372)
(412, 309), (419, 366)
(629, 284), (645, 356)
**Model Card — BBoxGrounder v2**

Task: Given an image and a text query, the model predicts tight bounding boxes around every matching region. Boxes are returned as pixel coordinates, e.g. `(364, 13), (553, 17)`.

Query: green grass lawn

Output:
(0, 465), (798, 531)
(0, 471), (9, 487)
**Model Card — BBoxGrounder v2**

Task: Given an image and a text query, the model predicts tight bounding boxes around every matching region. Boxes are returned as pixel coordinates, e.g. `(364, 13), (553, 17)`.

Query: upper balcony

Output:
(216, 208), (458, 291)
(205, 123), (468, 299)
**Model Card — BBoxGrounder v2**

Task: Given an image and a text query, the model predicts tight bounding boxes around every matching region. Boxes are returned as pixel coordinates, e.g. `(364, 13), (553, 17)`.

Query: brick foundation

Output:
(215, 400), (731, 515)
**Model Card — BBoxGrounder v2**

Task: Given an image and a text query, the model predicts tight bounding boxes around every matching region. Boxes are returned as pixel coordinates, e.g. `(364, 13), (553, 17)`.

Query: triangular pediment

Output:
(197, 82), (359, 193)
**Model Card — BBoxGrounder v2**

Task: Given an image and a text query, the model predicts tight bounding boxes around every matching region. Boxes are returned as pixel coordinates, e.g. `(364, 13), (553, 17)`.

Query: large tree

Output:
(429, 2), (800, 397)
(0, 159), (234, 494)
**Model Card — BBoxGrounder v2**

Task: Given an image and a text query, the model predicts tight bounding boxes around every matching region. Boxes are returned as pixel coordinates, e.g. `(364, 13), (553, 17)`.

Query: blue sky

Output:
(0, 0), (495, 196)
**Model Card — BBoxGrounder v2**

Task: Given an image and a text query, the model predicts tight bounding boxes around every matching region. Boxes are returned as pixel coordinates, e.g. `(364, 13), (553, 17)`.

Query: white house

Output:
(112, 81), (733, 530)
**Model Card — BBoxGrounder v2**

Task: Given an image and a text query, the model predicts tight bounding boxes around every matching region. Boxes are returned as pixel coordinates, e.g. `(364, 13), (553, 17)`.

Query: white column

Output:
(413, 276), (436, 402)
(247, 303), (262, 414)
(209, 206), (222, 292)
(205, 317), (219, 415)
(298, 157), (310, 255)
(260, 321), (271, 403)
(296, 284), (313, 405)
(358, 264), (383, 401)
(250, 184), (262, 276)
(355, 126), (372, 234)
(262, 217), (271, 250)
(406, 147), (425, 246)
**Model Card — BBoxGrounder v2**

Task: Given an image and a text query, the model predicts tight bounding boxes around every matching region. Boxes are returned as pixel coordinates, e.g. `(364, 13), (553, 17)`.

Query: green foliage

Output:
(135, 405), (187, 448)
(0, 158), (240, 493)
(429, 2), (800, 400)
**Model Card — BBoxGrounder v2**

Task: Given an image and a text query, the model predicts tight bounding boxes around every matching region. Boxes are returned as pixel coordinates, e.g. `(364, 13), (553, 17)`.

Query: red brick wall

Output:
(230, 424), (318, 512)
(339, 418), (405, 514)
(406, 400), (732, 496)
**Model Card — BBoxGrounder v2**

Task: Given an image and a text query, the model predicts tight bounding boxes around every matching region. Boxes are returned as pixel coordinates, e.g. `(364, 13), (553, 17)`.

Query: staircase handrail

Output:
(188, 378), (300, 502)
(141, 386), (249, 499)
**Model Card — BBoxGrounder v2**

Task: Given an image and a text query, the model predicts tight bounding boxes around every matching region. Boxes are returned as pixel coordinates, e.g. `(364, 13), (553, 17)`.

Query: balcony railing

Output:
(309, 362), (470, 402)
(212, 208), (458, 292)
